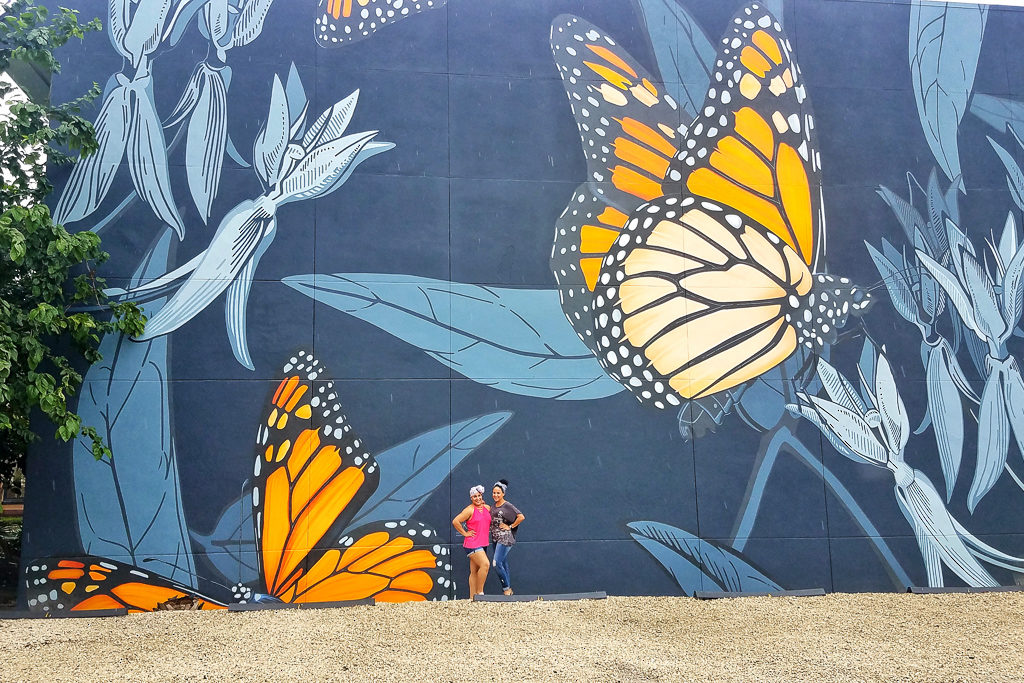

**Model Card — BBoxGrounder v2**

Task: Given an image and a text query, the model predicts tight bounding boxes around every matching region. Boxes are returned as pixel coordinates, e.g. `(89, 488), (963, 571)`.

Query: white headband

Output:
(493, 481), (507, 493)
(470, 485), (485, 497)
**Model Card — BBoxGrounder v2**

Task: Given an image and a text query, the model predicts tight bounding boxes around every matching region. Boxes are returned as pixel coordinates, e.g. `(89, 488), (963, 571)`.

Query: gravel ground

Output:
(1, 593), (1022, 682)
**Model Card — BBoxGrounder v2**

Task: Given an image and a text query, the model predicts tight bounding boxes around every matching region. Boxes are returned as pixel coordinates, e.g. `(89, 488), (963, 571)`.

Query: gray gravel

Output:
(1, 593), (1022, 681)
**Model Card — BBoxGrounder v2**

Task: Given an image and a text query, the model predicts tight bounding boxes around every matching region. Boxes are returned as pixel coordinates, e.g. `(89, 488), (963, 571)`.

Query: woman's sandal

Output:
(503, 589), (513, 596)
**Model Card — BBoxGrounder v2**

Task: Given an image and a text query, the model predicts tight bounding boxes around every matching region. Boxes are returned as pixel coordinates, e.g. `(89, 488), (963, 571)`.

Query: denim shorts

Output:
(466, 545), (488, 557)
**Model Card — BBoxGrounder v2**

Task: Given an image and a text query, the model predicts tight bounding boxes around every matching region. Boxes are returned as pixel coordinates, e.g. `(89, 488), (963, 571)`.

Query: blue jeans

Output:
(492, 543), (513, 590)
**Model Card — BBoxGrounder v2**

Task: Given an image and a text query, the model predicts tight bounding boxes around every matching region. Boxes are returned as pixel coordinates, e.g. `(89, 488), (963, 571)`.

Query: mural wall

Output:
(20, 0), (1024, 612)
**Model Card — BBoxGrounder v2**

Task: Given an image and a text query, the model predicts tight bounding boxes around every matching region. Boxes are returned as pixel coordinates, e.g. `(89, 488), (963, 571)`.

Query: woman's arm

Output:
(452, 505), (474, 538)
(500, 513), (525, 531)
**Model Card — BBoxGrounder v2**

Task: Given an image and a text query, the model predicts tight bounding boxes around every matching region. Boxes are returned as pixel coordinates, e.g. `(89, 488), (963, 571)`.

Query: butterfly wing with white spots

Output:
(253, 351), (449, 602)
(671, 2), (825, 270)
(24, 557), (233, 614)
(587, 3), (870, 410)
(550, 14), (684, 215)
(316, 0), (445, 47)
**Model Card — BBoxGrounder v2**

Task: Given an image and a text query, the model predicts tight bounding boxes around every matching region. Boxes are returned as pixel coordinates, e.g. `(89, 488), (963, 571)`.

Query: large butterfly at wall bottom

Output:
(25, 351), (450, 614)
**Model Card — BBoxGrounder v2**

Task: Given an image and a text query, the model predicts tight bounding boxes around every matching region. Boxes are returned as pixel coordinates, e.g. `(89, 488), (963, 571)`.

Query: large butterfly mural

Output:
(24, 352), (450, 613)
(550, 3), (871, 412)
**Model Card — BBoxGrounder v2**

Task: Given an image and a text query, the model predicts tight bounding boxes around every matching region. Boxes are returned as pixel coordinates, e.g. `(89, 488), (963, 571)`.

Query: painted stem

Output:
(731, 423), (912, 589)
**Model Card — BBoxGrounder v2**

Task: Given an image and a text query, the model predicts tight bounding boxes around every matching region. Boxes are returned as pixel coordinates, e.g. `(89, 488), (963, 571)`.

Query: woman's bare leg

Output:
(469, 551), (489, 595)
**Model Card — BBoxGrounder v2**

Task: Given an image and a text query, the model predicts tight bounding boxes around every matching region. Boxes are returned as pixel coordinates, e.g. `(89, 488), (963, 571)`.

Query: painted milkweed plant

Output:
(125, 71), (393, 368)
(788, 344), (1024, 587)
(43, 0), (514, 603)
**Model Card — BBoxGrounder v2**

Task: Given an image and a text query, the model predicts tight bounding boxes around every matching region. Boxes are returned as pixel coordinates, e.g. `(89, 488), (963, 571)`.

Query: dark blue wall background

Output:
(22, 0), (1024, 601)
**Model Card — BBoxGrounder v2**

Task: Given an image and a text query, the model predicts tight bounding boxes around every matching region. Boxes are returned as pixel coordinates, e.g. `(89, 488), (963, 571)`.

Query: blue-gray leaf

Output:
(54, 83), (131, 226)
(926, 342), (965, 501)
(74, 228), (196, 586)
(283, 274), (625, 400)
(627, 521), (781, 594)
(348, 412), (513, 529)
(910, 1), (987, 184)
(185, 66), (228, 223)
(969, 370), (1010, 512)
(988, 136), (1024, 212)
(866, 241), (919, 327)
(971, 93), (1024, 135)
(632, 0), (714, 122)
(190, 485), (258, 586)
(127, 80), (185, 238)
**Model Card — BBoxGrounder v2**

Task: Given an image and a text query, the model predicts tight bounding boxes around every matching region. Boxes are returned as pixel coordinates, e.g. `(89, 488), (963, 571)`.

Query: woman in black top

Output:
(489, 479), (525, 595)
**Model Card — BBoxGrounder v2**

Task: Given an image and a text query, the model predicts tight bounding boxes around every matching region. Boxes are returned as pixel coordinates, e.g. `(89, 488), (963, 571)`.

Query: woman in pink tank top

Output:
(452, 485), (491, 597)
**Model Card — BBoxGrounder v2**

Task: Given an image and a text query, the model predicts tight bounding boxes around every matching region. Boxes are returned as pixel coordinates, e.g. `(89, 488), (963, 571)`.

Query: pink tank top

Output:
(463, 505), (490, 549)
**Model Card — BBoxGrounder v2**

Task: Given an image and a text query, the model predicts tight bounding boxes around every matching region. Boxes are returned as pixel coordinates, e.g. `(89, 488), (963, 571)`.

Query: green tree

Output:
(0, 0), (145, 491)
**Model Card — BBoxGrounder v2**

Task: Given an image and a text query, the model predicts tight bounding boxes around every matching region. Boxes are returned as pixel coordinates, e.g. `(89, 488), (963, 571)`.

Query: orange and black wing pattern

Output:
(671, 3), (824, 271)
(587, 3), (868, 409)
(254, 351), (448, 602)
(24, 558), (227, 614)
(316, 0), (445, 47)
(550, 15), (684, 352)
(288, 520), (451, 603)
(253, 351), (381, 599)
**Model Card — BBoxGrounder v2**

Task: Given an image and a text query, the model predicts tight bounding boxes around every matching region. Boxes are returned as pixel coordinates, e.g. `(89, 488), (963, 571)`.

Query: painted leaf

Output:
(632, 0), (714, 121)
(284, 63), (308, 134)
(802, 397), (888, 466)
(108, 0), (131, 60)
(282, 274), (625, 400)
(253, 75), (290, 188)
(276, 135), (392, 204)
(874, 353), (908, 454)
(926, 342), (965, 501)
(999, 213), (1018, 274)
(1001, 359), (1024, 476)
(987, 136), (1024, 212)
(958, 248), (1006, 343)
(163, 0), (207, 47)
(866, 241), (919, 327)
(348, 412), (514, 529)
(232, 0), (276, 47)
(53, 83), (131, 226)
(876, 185), (926, 247)
(925, 168), (955, 259)
(74, 228), (196, 586)
(127, 80), (185, 239)
(909, 1), (987, 184)
(917, 249), (982, 338)
(895, 473), (997, 587)
(971, 93), (1024, 135)
(224, 227), (276, 370)
(123, 0), (174, 65)
(816, 359), (869, 415)
(1002, 236), (1024, 333)
(185, 66), (228, 223)
(627, 521), (781, 594)
(190, 485), (258, 586)
(969, 369), (1009, 512)
(138, 200), (274, 341)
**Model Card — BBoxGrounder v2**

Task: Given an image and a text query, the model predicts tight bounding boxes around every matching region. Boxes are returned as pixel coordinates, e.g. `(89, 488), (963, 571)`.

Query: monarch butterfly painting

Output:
(24, 351), (451, 613)
(315, 0), (446, 47)
(550, 3), (871, 412)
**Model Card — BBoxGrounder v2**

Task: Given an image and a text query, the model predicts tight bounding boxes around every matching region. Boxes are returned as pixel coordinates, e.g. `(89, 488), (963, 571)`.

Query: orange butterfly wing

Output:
(589, 3), (868, 409)
(316, 0), (445, 47)
(254, 351), (449, 603)
(671, 5), (824, 269)
(549, 15), (684, 353)
(288, 521), (450, 603)
(24, 558), (227, 614)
